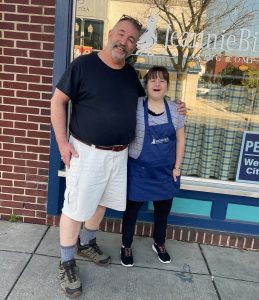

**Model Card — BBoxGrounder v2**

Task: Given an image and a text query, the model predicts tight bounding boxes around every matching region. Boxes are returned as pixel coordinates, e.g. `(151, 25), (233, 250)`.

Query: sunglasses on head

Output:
(119, 14), (142, 31)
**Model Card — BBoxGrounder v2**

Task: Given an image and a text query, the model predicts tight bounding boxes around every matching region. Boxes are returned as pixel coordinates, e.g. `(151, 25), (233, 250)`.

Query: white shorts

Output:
(62, 135), (128, 222)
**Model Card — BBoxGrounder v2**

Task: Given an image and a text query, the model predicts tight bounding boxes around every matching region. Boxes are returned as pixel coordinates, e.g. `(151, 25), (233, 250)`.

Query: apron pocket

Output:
(145, 165), (172, 180)
(128, 161), (172, 180)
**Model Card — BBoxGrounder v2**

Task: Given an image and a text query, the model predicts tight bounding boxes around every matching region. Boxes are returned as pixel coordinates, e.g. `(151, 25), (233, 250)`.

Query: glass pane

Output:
(83, 19), (103, 49)
(74, 18), (81, 46)
(73, 0), (107, 58)
(72, 0), (259, 183)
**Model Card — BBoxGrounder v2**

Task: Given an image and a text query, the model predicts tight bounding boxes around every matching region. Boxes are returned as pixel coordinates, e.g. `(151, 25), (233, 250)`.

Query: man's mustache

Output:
(114, 43), (127, 53)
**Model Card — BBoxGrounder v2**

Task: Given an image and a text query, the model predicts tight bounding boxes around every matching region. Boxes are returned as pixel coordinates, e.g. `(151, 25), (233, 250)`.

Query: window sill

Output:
(181, 176), (259, 198)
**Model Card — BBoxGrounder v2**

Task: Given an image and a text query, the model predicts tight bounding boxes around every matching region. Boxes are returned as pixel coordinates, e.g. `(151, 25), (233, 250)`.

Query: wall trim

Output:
(45, 215), (259, 251)
(98, 217), (259, 251)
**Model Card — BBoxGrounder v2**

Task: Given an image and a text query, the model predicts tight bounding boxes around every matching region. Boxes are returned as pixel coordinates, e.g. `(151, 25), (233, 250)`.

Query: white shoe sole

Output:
(120, 260), (134, 267)
(152, 244), (171, 264)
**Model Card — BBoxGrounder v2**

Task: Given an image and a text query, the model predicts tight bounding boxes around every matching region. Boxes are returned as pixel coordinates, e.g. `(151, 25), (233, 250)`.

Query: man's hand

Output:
(175, 99), (187, 116)
(50, 89), (78, 168)
(59, 140), (78, 168)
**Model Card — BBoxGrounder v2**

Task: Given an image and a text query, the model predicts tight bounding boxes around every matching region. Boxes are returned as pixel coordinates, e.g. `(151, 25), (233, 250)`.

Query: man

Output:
(51, 15), (186, 298)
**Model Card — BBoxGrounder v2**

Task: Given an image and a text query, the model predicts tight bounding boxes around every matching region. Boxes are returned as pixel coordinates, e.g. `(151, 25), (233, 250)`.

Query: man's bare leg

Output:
(77, 205), (110, 265)
(60, 213), (82, 246)
(84, 205), (106, 230)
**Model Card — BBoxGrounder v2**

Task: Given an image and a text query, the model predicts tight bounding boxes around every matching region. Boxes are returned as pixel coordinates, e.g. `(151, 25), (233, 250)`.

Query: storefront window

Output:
(72, 0), (259, 186)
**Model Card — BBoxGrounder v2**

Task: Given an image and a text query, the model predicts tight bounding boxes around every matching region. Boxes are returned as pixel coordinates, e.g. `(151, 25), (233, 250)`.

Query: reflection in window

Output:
(157, 29), (166, 45)
(157, 29), (178, 46)
(73, 18), (103, 58)
(133, 55), (259, 181)
(83, 19), (103, 49)
(181, 67), (259, 181)
(74, 18), (81, 46)
(70, 0), (259, 184)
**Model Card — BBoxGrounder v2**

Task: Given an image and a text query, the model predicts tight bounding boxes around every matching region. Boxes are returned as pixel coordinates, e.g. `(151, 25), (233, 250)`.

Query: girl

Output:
(120, 66), (185, 267)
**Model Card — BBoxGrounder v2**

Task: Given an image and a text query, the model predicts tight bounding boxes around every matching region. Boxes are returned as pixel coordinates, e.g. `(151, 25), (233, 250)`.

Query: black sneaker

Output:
(152, 243), (171, 264)
(120, 246), (134, 267)
(58, 259), (82, 298)
(77, 237), (111, 266)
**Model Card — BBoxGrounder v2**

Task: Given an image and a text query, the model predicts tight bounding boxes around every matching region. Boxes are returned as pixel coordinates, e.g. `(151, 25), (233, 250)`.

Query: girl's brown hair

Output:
(143, 66), (170, 88)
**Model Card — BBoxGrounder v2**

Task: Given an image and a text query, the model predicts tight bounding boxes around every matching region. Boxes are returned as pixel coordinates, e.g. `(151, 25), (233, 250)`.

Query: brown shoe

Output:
(58, 259), (82, 298)
(77, 237), (111, 266)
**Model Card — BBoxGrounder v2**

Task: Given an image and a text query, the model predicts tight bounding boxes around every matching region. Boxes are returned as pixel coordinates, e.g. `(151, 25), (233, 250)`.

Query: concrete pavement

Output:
(0, 220), (259, 300)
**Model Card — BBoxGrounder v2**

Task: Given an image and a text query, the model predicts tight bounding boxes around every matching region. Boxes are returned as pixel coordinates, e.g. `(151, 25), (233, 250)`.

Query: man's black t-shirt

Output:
(56, 53), (145, 146)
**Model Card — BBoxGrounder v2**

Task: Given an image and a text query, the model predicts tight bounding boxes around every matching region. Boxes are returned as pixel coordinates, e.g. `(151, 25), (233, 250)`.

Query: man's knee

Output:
(84, 205), (106, 229)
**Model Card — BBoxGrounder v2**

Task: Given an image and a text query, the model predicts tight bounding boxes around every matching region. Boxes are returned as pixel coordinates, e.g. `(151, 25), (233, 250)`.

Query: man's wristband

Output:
(174, 167), (181, 170)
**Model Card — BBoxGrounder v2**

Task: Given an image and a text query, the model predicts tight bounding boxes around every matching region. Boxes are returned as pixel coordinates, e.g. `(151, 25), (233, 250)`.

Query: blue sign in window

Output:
(236, 131), (259, 183)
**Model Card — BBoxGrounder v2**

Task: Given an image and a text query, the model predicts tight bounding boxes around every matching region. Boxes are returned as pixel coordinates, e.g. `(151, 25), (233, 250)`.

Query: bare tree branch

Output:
(141, 0), (258, 83)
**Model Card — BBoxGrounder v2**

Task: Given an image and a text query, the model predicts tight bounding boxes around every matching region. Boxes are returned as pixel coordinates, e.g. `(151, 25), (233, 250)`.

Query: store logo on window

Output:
(137, 15), (158, 54)
(137, 15), (258, 59)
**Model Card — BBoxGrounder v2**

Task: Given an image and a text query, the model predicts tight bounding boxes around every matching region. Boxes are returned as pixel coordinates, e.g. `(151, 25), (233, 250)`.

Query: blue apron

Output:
(127, 98), (180, 201)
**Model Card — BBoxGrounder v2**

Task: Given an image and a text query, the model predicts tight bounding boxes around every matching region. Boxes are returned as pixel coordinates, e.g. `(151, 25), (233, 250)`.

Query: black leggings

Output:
(122, 199), (173, 247)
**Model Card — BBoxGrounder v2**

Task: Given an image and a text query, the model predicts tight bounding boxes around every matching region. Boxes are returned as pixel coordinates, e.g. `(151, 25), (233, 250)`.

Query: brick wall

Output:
(0, 0), (56, 224)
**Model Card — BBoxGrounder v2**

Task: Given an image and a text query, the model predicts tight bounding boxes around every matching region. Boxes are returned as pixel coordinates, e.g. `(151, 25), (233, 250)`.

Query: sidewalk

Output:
(1, 220), (259, 300)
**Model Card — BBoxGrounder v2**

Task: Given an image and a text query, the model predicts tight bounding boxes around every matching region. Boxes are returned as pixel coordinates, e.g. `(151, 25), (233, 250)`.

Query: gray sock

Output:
(60, 244), (76, 263)
(80, 227), (97, 246)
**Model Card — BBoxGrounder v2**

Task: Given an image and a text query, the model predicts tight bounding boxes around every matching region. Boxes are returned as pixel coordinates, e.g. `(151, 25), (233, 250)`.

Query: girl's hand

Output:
(172, 168), (181, 182)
